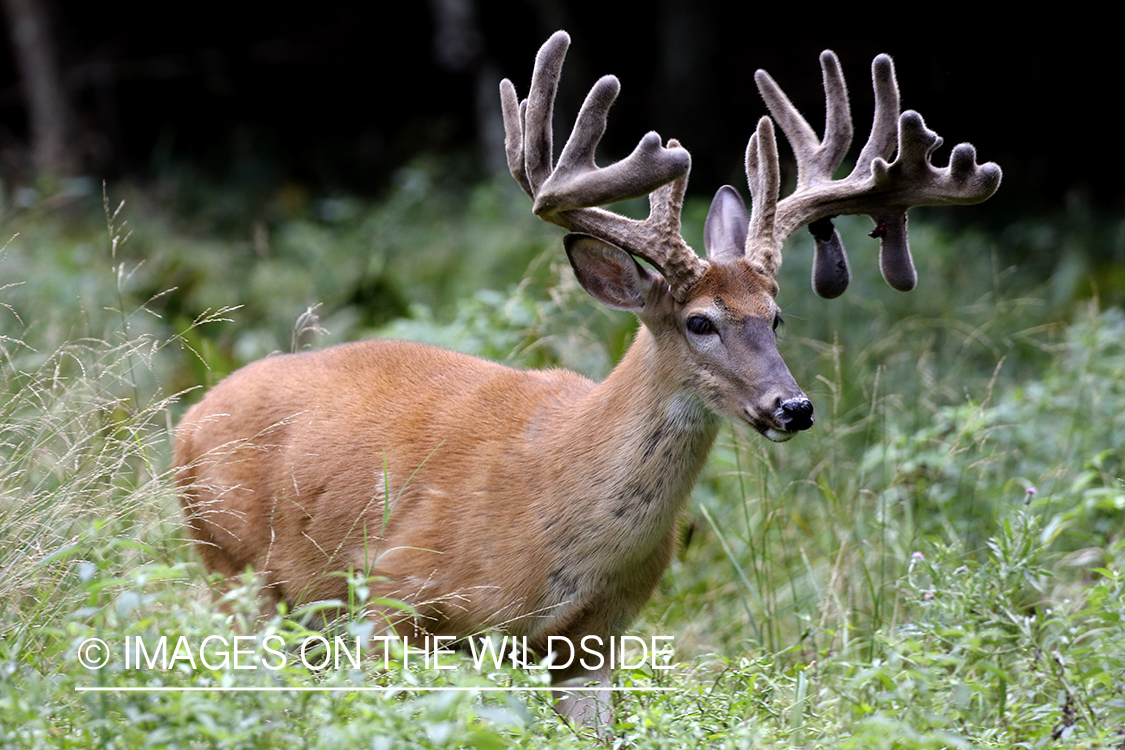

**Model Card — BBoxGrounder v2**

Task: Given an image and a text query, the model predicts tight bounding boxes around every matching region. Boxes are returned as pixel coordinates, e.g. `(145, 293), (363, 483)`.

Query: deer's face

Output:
(651, 259), (813, 442)
(565, 233), (813, 443)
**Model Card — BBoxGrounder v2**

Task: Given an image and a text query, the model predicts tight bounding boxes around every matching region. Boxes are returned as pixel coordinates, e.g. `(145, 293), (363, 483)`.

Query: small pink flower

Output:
(911, 551), (925, 562)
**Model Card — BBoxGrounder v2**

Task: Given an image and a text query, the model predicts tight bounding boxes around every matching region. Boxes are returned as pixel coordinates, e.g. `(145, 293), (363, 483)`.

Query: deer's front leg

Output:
(548, 636), (613, 737)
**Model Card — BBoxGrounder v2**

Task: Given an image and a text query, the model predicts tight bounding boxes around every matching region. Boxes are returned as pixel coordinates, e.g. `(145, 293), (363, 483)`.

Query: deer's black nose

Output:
(777, 397), (814, 432)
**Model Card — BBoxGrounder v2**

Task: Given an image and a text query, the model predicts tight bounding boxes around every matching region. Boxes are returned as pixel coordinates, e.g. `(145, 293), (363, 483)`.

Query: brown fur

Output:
(175, 329), (723, 635)
(174, 253), (806, 731)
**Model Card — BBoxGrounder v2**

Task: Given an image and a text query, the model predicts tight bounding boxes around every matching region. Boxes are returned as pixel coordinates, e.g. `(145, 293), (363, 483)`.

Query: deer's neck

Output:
(536, 326), (720, 562)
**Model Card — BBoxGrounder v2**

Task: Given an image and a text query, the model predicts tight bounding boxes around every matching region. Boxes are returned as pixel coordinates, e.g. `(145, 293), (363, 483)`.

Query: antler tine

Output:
(747, 51), (1002, 296)
(755, 50), (853, 192)
(744, 117), (781, 275)
(500, 82), (531, 199)
(750, 51), (855, 297)
(852, 54), (900, 179)
(524, 31), (569, 195)
(499, 31), (705, 297)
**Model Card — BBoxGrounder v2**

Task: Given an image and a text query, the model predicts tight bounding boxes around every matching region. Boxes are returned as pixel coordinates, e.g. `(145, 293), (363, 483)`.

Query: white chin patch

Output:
(763, 427), (795, 443)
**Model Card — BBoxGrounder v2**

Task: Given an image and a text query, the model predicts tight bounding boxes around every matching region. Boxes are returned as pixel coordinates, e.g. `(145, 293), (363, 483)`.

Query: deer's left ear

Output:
(704, 186), (749, 263)
(565, 233), (662, 312)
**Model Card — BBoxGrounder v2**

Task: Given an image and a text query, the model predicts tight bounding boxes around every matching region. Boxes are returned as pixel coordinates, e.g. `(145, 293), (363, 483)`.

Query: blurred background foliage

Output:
(3, 0), (1120, 364)
(0, 0), (1120, 216)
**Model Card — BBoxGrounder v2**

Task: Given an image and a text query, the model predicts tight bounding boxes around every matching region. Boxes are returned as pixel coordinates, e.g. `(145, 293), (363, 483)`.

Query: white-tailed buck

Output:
(175, 32), (1000, 732)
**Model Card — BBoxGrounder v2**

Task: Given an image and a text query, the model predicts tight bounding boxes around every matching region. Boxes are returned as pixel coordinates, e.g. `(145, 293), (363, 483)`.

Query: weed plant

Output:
(0, 172), (1122, 747)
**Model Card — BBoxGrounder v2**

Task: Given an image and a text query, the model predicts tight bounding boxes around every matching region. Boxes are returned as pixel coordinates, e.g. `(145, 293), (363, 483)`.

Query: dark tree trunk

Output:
(2, 0), (80, 176)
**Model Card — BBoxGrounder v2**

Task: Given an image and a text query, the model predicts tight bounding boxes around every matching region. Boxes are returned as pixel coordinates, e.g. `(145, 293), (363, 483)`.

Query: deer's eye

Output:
(686, 315), (716, 336)
(772, 313), (784, 332)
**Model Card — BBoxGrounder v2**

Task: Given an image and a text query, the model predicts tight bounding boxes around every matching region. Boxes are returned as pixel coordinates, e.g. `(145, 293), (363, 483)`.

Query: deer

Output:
(173, 31), (1000, 734)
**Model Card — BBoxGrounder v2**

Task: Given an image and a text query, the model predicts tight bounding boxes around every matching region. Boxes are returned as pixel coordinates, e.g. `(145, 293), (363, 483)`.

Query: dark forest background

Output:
(0, 0), (1116, 225)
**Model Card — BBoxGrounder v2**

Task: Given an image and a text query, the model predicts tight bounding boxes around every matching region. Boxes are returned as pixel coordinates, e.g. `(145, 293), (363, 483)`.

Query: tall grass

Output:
(0, 201), (234, 665)
(1, 174), (1123, 747)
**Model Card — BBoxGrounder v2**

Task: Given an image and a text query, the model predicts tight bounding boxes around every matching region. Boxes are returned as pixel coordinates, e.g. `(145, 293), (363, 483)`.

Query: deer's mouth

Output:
(762, 425), (797, 442)
(751, 420), (799, 443)
(745, 397), (814, 442)
(744, 413), (797, 442)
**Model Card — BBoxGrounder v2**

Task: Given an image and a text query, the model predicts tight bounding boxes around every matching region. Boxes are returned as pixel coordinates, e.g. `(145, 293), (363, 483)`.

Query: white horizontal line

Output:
(75, 685), (675, 693)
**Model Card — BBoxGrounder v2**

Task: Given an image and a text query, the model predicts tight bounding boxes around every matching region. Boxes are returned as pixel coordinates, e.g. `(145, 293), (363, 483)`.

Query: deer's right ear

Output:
(565, 233), (660, 313)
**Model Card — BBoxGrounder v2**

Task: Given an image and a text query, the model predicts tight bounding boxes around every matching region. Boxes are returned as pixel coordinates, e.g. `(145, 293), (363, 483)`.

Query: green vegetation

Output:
(2, 167), (1123, 748)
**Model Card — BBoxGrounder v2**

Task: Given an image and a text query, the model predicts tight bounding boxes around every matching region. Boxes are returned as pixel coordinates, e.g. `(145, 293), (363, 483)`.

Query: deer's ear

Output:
(704, 185), (748, 263)
(565, 233), (661, 312)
